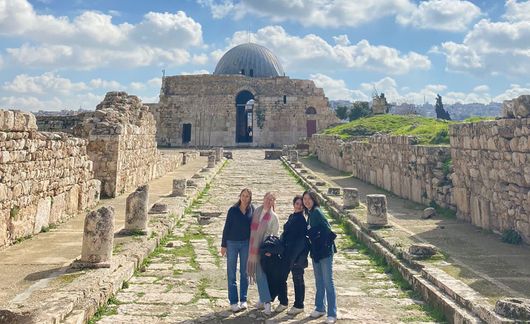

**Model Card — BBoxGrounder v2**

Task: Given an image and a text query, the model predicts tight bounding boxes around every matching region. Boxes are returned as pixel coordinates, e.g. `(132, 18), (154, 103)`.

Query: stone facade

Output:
(149, 74), (338, 147)
(74, 92), (192, 198)
(0, 110), (100, 247)
(36, 113), (92, 134)
(450, 118), (530, 243)
(310, 134), (454, 208)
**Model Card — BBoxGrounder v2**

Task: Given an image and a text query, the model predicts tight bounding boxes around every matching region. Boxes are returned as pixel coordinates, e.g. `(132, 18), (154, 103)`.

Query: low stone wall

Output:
(450, 118), (530, 243)
(0, 110), (100, 247)
(311, 134), (454, 208)
(75, 92), (198, 198)
(36, 114), (92, 134)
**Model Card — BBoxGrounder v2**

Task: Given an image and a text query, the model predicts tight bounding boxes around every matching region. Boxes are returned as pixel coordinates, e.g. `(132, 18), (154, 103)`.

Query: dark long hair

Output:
(292, 195), (303, 205)
(302, 190), (320, 213)
(237, 188), (252, 207)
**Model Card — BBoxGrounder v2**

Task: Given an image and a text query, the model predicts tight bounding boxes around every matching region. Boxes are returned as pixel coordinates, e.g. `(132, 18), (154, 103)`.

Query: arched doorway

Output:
(235, 91), (254, 143)
(306, 106), (317, 138)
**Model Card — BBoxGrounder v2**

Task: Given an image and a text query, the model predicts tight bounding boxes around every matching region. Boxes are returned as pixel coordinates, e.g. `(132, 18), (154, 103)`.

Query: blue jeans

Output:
(226, 240), (249, 305)
(256, 261), (272, 303)
(313, 255), (337, 317)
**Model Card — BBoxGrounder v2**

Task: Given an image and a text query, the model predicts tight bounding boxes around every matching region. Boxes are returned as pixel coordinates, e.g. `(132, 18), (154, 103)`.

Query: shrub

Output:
(501, 229), (522, 245)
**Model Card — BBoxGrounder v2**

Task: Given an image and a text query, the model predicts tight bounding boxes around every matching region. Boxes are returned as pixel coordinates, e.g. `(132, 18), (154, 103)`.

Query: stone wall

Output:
(0, 110), (100, 247)
(310, 134), (454, 208)
(151, 74), (338, 147)
(36, 113), (92, 134)
(450, 118), (530, 243)
(75, 92), (195, 198)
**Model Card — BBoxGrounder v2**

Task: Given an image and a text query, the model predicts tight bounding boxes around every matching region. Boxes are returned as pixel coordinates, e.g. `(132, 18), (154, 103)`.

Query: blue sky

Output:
(1, 0), (529, 111)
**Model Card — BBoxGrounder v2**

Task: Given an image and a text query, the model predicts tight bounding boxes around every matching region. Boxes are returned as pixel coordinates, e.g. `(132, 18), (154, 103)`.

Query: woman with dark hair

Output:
(221, 188), (254, 312)
(302, 190), (338, 324)
(277, 195), (310, 315)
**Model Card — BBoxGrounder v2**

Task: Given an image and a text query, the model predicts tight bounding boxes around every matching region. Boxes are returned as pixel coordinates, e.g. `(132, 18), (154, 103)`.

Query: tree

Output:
(435, 94), (451, 120)
(348, 101), (371, 121)
(335, 106), (349, 120)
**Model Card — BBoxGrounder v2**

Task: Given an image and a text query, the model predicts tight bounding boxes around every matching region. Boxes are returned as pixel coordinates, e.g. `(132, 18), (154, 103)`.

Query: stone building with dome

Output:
(148, 43), (338, 147)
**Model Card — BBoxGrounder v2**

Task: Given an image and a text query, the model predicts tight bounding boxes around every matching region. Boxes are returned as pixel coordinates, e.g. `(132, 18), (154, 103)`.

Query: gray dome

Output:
(213, 43), (284, 77)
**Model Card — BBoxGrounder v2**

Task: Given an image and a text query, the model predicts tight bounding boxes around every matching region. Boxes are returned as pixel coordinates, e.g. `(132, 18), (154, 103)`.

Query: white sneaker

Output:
(263, 302), (272, 315)
(254, 301), (264, 310)
(275, 304), (288, 313)
(326, 316), (337, 323)
(287, 306), (304, 315)
(239, 301), (247, 310)
(230, 304), (240, 312)
(310, 310), (326, 318)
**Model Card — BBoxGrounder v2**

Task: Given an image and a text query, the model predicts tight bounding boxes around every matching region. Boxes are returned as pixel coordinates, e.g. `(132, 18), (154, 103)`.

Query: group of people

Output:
(221, 189), (338, 324)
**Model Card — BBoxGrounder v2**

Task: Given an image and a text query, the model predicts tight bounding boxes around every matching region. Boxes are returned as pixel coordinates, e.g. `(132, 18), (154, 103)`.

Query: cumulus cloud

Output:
(198, 0), (479, 31)
(2, 72), (87, 94)
(493, 84), (530, 102)
(221, 26), (430, 75)
(0, 0), (204, 69)
(503, 0), (530, 22)
(396, 0), (481, 32)
(310, 73), (368, 101)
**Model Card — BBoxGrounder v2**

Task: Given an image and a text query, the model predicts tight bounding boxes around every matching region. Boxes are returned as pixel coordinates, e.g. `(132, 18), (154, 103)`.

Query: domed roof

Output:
(213, 43), (284, 78)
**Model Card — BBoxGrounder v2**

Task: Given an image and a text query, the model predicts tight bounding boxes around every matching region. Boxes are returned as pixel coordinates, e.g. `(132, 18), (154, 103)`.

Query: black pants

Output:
(291, 266), (305, 309)
(262, 255), (289, 305)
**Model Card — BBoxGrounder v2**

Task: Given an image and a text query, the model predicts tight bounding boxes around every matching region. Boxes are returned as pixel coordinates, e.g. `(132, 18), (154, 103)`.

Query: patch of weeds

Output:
(206, 236), (221, 267)
(58, 272), (83, 284)
(173, 269), (184, 276)
(87, 297), (119, 324)
(190, 277), (212, 303)
(40, 226), (50, 233)
(429, 201), (456, 219)
(157, 312), (170, 318)
(113, 242), (125, 254)
(14, 234), (32, 244)
(165, 283), (174, 293)
(501, 229), (522, 245)
(10, 206), (20, 219)
(281, 160), (310, 190)
(122, 281), (129, 289)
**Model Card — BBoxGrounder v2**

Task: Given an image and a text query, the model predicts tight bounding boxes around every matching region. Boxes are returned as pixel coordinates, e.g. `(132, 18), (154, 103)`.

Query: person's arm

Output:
(221, 208), (233, 248)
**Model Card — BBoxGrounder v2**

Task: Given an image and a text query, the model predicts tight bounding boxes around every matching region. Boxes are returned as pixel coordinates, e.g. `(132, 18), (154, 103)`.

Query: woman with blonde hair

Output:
(247, 192), (279, 315)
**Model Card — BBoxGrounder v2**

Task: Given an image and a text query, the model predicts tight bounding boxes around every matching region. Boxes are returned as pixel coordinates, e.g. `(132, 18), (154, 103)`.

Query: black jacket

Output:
(221, 204), (254, 247)
(307, 225), (337, 262)
(260, 235), (289, 303)
(281, 212), (310, 269)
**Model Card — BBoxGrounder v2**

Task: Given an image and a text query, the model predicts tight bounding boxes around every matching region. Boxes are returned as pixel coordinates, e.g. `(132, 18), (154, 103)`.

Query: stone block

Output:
(172, 179), (187, 197)
(223, 151), (233, 159)
(408, 243), (437, 259)
(33, 197), (52, 234)
(343, 188), (359, 209)
(422, 207), (436, 219)
(495, 298), (530, 320)
(327, 187), (341, 196)
(74, 206), (114, 268)
(50, 192), (66, 224)
(315, 181), (326, 186)
(265, 150), (282, 160)
(366, 194), (388, 226)
(294, 162), (303, 168)
(149, 202), (169, 214)
(289, 150), (299, 163)
(207, 155), (216, 168)
(215, 147), (224, 163)
(124, 185), (149, 234)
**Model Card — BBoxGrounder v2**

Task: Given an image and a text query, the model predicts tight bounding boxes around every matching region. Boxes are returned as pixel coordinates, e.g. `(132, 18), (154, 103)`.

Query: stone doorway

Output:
(182, 123), (191, 144)
(235, 91), (254, 143)
(307, 120), (317, 138)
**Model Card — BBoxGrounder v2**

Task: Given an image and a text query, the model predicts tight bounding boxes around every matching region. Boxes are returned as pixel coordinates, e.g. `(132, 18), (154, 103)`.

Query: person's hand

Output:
(221, 247), (227, 257)
(265, 252), (272, 257)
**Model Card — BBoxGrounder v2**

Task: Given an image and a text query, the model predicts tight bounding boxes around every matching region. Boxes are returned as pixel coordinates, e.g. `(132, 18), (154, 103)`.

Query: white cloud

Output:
(473, 85), (489, 93)
(310, 73), (368, 101)
(396, 0), (481, 32)
(89, 79), (124, 89)
(2, 72), (87, 94)
(333, 35), (350, 46)
(503, 0), (530, 22)
(180, 69), (210, 75)
(222, 26), (430, 75)
(0, 0), (204, 69)
(493, 84), (530, 102)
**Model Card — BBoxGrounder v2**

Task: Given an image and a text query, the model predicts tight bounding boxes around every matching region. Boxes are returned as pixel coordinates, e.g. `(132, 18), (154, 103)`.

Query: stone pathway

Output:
(95, 150), (440, 323)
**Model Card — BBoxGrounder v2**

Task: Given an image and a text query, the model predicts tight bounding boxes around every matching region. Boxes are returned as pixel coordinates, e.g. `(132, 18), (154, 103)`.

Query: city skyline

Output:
(1, 0), (529, 111)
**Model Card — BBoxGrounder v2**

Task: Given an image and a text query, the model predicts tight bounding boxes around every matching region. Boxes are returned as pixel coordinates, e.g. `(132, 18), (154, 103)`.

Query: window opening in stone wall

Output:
(235, 91), (254, 143)
(182, 123), (192, 144)
(250, 69), (254, 77)
(306, 107), (317, 114)
(283, 95), (287, 104)
(241, 69), (245, 75)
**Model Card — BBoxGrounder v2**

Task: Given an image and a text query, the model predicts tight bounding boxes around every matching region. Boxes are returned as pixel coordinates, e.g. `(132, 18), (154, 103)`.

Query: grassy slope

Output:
(322, 114), (496, 145)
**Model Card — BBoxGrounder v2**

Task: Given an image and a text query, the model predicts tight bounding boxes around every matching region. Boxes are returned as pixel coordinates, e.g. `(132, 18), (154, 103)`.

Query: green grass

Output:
(87, 296), (120, 324)
(323, 114), (454, 145)
(463, 116), (496, 123)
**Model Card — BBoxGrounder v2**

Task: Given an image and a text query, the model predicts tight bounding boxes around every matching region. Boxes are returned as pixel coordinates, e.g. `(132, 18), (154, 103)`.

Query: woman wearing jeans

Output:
(221, 188), (254, 312)
(303, 190), (338, 324)
(247, 192), (279, 315)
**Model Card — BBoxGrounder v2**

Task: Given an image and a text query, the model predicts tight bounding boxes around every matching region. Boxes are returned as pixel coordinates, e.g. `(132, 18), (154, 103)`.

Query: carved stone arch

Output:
(306, 107), (317, 115)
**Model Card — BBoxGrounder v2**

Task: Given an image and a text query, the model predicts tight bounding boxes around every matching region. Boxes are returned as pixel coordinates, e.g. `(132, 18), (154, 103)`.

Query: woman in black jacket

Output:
(277, 195), (309, 315)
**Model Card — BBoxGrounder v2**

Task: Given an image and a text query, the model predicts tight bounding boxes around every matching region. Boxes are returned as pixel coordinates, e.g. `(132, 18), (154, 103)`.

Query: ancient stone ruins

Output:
(0, 43), (529, 324)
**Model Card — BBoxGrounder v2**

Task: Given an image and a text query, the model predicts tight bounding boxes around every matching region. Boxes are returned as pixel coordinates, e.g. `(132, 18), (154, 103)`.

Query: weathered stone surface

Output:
(502, 95), (530, 118)
(149, 202), (168, 214)
(327, 187), (341, 196)
(124, 185), (149, 233)
(33, 197), (51, 234)
(315, 181), (326, 186)
(214, 147), (223, 163)
(264, 150), (282, 160)
(409, 243), (437, 259)
(367, 194), (388, 226)
(223, 151), (233, 159)
(172, 179), (187, 197)
(77, 206), (114, 268)
(422, 207), (436, 219)
(495, 298), (530, 320)
(207, 155), (216, 168)
(289, 150), (299, 163)
(343, 188), (360, 208)
(294, 162), (303, 168)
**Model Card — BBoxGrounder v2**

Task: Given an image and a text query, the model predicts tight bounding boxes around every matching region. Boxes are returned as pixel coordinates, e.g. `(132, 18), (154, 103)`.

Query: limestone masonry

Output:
(0, 109), (100, 248)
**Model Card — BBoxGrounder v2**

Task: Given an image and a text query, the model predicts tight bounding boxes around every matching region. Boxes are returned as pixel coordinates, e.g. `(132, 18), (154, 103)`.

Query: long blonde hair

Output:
(263, 191), (277, 211)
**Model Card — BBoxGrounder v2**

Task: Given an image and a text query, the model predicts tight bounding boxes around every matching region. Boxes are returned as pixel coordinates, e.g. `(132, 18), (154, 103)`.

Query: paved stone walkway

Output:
(96, 150), (438, 323)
